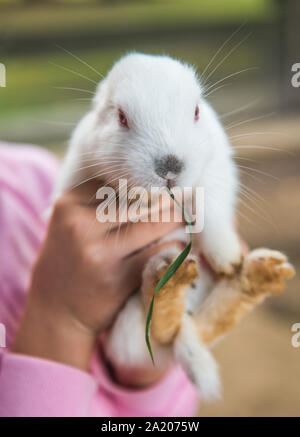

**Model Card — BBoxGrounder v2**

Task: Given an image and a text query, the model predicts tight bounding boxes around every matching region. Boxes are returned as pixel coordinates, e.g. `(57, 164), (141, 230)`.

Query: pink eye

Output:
(118, 109), (128, 128)
(194, 105), (199, 121)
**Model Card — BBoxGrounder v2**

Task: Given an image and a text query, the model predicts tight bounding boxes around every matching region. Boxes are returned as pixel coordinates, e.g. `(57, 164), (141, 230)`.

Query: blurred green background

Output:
(0, 0), (299, 417)
(0, 0), (287, 150)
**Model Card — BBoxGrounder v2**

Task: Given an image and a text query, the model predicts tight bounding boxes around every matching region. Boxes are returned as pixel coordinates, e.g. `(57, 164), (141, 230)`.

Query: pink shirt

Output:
(0, 143), (198, 417)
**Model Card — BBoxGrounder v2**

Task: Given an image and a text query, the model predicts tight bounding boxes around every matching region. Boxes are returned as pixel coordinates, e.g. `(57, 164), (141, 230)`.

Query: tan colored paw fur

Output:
(217, 257), (243, 279)
(147, 253), (199, 345)
(241, 248), (295, 298)
(156, 256), (199, 288)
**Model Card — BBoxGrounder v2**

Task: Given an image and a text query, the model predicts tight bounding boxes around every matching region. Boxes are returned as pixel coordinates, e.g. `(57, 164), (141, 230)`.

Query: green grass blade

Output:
(145, 188), (193, 364)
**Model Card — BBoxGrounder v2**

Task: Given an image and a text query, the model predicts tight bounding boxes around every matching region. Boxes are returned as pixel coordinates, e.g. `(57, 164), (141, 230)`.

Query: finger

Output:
(63, 179), (183, 233)
(110, 221), (184, 258)
(122, 240), (185, 295)
(240, 238), (249, 255)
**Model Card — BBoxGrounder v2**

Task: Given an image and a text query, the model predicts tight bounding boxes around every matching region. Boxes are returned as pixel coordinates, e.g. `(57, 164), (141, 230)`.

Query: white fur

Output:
(175, 313), (221, 400)
(56, 53), (241, 400)
(56, 52), (240, 271)
(104, 293), (173, 369)
(141, 247), (220, 399)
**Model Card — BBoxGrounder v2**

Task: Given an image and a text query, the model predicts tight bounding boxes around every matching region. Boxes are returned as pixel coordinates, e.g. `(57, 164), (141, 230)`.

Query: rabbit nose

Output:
(154, 154), (184, 180)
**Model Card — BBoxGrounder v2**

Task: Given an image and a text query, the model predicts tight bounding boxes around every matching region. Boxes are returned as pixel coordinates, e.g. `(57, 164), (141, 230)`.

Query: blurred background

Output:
(0, 0), (299, 417)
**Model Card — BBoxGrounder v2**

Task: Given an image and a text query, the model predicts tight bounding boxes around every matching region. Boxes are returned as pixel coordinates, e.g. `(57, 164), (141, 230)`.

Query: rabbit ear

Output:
(92, 78), (109, 112)
(174, 313), (221, 401)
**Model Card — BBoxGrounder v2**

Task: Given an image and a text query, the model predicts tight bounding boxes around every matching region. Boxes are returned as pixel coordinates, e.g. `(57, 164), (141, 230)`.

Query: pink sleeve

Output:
(0, 143), (199, 417)
(90, 350), (199, 417)
(0, 350), (198, 417)
(0, 144), (60, 348)
(0, 351), (97, 417)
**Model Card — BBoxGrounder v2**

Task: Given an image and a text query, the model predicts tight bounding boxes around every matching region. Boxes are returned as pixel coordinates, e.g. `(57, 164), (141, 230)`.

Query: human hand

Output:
(12, 179), (183, 378)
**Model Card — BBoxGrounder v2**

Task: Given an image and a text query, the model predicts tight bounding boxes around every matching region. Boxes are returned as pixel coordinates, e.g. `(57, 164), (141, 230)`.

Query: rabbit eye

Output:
(194, 105), (199, 122)
(118, 109), (128, 128)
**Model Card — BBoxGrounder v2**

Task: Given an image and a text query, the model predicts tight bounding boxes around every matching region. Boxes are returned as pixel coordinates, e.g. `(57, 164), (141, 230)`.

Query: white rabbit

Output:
(55, 53), (294, 400)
